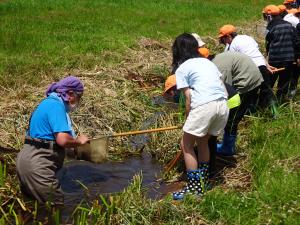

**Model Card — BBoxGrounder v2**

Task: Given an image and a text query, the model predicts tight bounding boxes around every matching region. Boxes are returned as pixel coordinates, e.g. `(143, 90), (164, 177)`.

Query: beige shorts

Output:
(183, 99), (229, 137)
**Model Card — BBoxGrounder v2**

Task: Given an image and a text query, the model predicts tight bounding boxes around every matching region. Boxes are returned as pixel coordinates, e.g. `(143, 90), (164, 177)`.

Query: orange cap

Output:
(283, 0), (295, 4)
(164, 75), (176, 94)
(263, 5), (281, 15)
(198, 47), (210, 58)
(277, 4), (287, 13)
(218, 24), (236, 38)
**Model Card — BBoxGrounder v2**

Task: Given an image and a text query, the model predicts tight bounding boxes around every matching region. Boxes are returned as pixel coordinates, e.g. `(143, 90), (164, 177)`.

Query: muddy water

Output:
(58, 151), (178, 215)
(57, 110), (183, 217)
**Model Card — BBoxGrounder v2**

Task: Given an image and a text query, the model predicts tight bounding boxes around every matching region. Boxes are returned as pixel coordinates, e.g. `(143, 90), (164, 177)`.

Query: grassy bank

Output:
(1, 0), (277, 86)
(1, 104), (299, 224)
(71, 104), (300, 225)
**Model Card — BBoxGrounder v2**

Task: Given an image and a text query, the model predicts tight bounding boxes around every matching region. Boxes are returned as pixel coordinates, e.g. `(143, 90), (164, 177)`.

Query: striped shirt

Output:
(295, 23), (300, 58)
(266, 17), (295, 63)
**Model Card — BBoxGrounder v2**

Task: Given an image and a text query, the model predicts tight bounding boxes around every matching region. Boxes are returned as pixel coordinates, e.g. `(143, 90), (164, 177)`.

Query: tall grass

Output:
(198, 103), (300, 224)
(0, 0), (278, 86)
(1, 105), (299, 225)
(70, 103), (300, 225)
(0, 162), (6, 187)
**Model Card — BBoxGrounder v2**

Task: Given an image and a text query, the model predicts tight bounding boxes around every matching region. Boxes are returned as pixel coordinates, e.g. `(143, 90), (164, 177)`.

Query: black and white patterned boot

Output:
(198, 162), (210, 190)
(173, 170), (204, 200)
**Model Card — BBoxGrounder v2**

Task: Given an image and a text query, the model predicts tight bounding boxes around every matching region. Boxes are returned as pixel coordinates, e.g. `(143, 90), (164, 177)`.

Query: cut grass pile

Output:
(0, 38), (171, 153)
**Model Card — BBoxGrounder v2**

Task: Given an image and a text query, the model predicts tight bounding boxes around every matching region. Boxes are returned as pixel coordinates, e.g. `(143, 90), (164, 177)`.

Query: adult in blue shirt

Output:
(16, 76), (89, 206)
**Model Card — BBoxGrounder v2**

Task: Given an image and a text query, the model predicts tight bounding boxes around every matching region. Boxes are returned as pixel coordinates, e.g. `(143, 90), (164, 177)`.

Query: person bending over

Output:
(16, 76), (89, 206)
(171, 33), (229, 200)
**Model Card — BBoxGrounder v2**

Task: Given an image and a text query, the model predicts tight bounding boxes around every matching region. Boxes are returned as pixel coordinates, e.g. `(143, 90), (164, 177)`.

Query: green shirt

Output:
(212, 52), (263, 94)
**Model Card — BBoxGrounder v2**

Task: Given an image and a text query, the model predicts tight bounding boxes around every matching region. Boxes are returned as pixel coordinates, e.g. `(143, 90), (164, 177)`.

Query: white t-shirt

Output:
(284, 13), (299, 28)
(175, 58), (227, 109)
(228, 35), (266, 67)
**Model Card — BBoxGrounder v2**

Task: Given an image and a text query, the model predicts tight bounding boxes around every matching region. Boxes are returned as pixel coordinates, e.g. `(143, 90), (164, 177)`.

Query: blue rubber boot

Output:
(216, 133), (237, 156)
(173, 168), (207, 200)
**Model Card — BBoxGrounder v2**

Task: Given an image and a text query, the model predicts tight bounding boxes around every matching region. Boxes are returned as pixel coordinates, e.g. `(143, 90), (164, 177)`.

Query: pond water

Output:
(57, 150), (183, 220)
(56, 108), (184, 221)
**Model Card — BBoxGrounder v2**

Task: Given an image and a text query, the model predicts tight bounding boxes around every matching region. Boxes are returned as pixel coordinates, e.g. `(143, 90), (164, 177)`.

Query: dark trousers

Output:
(258, 65), (276, 108)
(224, 87), (259, 135)
(290, 63), (300, 91)
(208, 136), (217, 175)
(269, 62), (294, 102)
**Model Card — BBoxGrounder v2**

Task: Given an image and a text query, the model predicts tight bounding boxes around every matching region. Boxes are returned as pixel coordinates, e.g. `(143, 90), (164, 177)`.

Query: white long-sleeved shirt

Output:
(226, 35), (266, 67)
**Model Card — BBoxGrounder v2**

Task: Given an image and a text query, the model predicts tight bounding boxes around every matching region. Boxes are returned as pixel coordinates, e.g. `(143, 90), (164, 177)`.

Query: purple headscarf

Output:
(46, 76), (84, 101)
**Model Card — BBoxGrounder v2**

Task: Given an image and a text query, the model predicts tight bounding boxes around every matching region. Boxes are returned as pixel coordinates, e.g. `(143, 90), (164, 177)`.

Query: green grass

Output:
(1, 105), (299, 224)
(0, 0), (278, 86)
(199, 105), (300, 225)
(69, 105), (300, 225)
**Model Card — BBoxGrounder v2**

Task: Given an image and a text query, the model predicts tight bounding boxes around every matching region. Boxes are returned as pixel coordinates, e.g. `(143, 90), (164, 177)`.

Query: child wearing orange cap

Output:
(263, 5), (295, 102)
(218, 24), (277, 114)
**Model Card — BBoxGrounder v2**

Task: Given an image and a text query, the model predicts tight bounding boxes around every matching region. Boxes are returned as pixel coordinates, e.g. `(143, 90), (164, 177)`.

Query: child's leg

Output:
(173, 133), (209, 200)
(196, 134), (210, 163)
(181, 132), (198, 170)
(196, 134), (210, 182)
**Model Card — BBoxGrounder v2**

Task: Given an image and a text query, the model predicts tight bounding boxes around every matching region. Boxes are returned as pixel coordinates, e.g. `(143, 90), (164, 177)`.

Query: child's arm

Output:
(182, 87), (191, 118)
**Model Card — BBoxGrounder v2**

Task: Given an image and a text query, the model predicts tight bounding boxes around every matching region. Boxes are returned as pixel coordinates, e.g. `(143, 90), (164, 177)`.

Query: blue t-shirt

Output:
(28, 95), (72, 140)
(175, 57), (227, 109)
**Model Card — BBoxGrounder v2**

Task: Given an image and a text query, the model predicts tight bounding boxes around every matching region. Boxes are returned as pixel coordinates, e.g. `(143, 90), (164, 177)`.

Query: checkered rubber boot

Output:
(173, 166), (208, 200)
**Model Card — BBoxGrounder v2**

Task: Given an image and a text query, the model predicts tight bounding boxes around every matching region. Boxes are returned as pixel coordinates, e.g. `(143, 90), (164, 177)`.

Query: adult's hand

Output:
(76, 135), (89, 145)
(55, 132), (89, 148)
